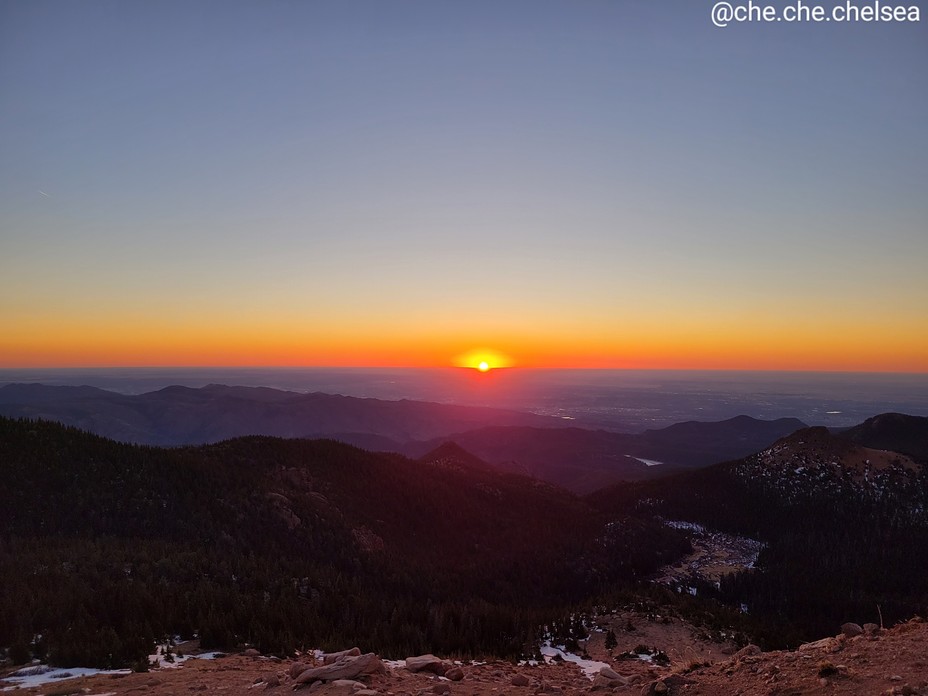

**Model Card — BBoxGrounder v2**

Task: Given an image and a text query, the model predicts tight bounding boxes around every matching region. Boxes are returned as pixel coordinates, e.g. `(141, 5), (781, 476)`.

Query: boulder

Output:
(863, 623), (881, 635)
(307, 681), (369, 696)
(290, 662), (312, 678)
(295, 653), (385, 685)
(641, 679), (673, 695)
(638, 677), (690, 696)
(599, 667), (624, 681)
(244, 648), (261, 657)
(444, 667), (464, 681)
(324, 648), (362, 665)
(593, 669), (630, 689)
(511, 674), (530, 687)
(405, 654), (446, 674)
(732, 644), (761, 660)
(841, 622), (864, 638)
(798, 637), (833, 652)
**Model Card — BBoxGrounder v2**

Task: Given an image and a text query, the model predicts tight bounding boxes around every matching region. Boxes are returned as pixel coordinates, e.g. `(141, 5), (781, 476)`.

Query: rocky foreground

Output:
(2, 615), (926, 696)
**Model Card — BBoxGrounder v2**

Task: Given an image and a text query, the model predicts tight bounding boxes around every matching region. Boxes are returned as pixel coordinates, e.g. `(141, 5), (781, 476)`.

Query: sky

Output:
(1, 0), (926, 371)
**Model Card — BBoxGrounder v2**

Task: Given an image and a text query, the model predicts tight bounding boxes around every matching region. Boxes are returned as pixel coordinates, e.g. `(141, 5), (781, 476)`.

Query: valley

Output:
(1, 401), (926, 692)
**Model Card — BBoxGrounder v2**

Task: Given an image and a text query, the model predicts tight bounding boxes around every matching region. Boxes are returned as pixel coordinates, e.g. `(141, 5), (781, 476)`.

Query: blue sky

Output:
(1, 0), (926, 369)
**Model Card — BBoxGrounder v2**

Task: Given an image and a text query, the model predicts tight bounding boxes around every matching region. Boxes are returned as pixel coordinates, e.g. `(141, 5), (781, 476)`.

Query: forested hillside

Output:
(590, 426), (928, 647)
(0, 417), (688, 668)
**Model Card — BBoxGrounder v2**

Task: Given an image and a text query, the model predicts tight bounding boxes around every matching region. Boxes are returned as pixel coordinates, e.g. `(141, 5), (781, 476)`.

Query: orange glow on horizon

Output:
(1, 312), (927, 372)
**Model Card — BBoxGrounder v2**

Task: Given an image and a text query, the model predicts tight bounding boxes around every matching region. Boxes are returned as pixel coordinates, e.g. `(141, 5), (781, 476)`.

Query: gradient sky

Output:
(1, 0), (926, 370)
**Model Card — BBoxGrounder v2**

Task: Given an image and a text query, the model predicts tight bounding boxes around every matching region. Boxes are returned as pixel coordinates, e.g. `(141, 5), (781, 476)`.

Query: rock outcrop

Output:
(294, 653), (385, 686)
(404, 654), (448, 675)
(323, 648), (362, 665)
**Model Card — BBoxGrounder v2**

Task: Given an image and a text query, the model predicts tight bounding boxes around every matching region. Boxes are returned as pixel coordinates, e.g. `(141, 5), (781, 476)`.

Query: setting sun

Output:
(453, 349), (513, 371)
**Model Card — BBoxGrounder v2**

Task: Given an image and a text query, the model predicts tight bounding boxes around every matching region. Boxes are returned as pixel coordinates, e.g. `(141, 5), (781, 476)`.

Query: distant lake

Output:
(1, 367), (925, 432)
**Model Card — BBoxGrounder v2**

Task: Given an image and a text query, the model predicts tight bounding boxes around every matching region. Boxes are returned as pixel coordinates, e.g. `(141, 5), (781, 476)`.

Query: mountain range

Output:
(404, 414), (809, 492)
(0, 383), (561, 446)
(1, 392), (926, 670)
(0, 383), (809, 492)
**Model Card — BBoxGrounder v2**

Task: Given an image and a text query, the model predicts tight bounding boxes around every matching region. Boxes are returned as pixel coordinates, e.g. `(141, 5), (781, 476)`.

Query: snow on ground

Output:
(624, 454), (664, 466)
(1, 650), (224, 691)
(664, 520), (707, 533)
(154, 653), (226, 668)
(1, 665), (130, 690)
(149, 645), (224, 669)
(539, 643), (610, 679)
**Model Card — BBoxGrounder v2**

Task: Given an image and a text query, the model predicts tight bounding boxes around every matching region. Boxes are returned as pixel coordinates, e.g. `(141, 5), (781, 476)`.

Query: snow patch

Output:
(540, 643), (610, 679)
(624, 454), (664, 467)
(1, 666), (130, 690)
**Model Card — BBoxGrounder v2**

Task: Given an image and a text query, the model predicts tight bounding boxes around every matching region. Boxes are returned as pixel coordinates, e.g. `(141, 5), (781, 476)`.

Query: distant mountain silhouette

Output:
(0, 383), (564, 446)
(408, 416), (809, 493)
(0, 384), (812, 493)
(634, 415), (808, 466)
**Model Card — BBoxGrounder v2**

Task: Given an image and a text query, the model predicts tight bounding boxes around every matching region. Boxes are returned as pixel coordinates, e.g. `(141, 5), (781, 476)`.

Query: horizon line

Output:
(1, 365), (927, 376)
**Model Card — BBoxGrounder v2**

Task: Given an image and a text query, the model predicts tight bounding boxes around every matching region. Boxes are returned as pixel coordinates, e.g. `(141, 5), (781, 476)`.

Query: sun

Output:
(454, 348), (512, 371)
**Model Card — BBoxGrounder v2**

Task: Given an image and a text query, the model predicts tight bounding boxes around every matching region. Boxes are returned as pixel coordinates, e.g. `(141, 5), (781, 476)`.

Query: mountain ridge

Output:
(836, 412), (928, 461)
(0, 383), (813, 492)
(0, 383), (565, 446)
(406, 415), (810, 493)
